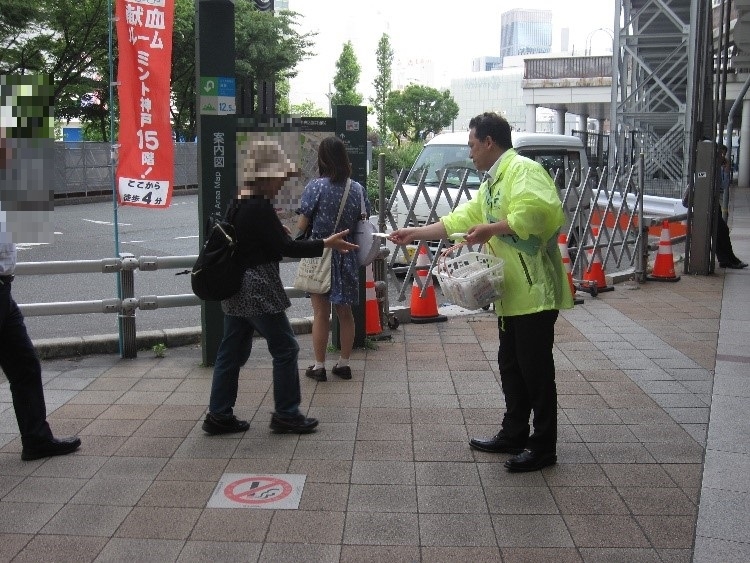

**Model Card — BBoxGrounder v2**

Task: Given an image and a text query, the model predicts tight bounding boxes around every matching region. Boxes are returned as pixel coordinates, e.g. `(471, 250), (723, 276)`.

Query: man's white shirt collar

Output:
(484, 150), (512, 184)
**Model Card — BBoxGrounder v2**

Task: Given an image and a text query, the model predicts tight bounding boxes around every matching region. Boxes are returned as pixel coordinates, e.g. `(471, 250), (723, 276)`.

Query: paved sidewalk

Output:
(1, 190), (748, 562)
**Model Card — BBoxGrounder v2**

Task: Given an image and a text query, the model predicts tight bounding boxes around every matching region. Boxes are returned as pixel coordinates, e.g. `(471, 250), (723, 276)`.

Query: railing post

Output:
(118, 253), (138, 358)
(378, 152), (386, 233)
(636, 153), (647, 283)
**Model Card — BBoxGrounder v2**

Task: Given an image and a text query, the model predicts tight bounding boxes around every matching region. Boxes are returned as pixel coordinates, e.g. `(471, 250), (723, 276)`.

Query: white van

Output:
(387, 131), (591, 263)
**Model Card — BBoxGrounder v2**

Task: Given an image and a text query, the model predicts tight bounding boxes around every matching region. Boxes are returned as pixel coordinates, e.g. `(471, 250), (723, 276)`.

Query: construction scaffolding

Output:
(611, 0), (714, 192)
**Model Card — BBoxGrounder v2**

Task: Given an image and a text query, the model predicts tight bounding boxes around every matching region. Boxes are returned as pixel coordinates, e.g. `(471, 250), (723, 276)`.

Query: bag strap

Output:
(358, 183), (368, 220)
(333, 179), (350, 232)
(224, 199), (239, 223)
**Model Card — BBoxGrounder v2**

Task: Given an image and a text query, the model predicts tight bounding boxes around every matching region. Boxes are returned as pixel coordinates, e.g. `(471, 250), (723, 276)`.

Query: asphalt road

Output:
(14, 194), (416, 340)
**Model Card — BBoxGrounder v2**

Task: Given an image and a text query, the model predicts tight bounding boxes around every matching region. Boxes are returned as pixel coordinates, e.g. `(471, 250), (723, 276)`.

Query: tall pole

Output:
(196, 0), (237, 365)
(254, 0), (275, 115)
(608, 0), (622, 174)
(108, 0), (123, 355)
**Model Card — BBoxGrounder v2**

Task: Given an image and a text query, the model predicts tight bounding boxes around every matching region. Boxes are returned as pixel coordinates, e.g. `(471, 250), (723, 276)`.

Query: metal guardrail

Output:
(16, 251), (391, 359)
(384, 159), (690, 299)
(15, 256), (199, 319)
(15, 255), (313, 358)
(524, 56), (612, 80)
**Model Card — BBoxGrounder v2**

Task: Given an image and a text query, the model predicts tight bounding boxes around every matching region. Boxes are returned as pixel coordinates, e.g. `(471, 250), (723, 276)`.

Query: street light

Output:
(585, 28), (614, 56)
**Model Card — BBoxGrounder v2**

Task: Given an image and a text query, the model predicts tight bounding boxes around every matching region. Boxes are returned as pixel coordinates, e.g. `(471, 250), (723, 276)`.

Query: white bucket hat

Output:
(239, 139), (299, 183)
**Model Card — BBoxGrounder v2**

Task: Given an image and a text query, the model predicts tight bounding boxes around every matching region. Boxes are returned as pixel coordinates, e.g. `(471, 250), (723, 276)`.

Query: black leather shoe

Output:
(504, 449), (557, 472)
(331, 364), (352, 380)
(269, 413), (319, 434)
(202, 413), (249, 435)
(719, 260), (748, 269)
(21, 436), (81, 461)
(305, 366), (327, 382)
(469, 433), (525, 454)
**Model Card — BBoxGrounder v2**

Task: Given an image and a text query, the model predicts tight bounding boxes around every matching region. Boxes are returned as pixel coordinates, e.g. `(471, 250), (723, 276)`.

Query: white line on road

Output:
(16, 243), (51, 250)
(82, 219), (132, 226)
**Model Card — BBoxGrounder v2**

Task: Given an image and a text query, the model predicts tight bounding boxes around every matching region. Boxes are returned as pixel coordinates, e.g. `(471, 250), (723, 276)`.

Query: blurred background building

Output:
(500, 9), (553, 64)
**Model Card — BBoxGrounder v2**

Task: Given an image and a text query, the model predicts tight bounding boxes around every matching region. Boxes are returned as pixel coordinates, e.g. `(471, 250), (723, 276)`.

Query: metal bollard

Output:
(118, 253), (138, 358)
(371, 247), (398, 331)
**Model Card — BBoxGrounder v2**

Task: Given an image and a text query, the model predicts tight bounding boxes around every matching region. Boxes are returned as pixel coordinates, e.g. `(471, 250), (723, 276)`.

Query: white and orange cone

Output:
(558, 233), (577, 299)
(582, 226), (611, 292)
(364, 263), (383, 335)
(647, 220), (681, 282)
(410, 246), (447, 324)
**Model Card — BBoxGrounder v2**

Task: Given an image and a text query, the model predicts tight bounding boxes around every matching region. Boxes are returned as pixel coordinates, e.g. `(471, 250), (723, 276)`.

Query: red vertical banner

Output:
(116, 0), (174, 208)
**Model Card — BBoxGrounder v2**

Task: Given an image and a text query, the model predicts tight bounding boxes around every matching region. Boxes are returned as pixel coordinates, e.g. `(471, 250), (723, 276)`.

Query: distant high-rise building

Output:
(472, 57), (503, 72)
(392, 58), (436, 91)
(500, 9), (553, 61)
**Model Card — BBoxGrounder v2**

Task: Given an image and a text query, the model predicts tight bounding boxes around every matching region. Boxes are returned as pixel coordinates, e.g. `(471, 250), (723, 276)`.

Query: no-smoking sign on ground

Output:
(207, 473), (306, 509)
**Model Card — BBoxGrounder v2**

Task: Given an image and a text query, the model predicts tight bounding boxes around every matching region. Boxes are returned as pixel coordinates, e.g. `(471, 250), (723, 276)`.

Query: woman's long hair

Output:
(317, 136), (352, 184)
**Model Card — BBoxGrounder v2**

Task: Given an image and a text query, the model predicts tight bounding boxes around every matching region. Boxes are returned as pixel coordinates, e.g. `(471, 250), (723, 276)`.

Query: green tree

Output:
(0, 0), (48, 73)
(169, 0), (196, 141)
(385, 84), (459, 143)
(366, 141), (423, 206)
(330, 41), (362, 108)
(371, 34), (393, 143)
(291, 100), (327, 117)
(169, 5), (314, 137)
(1, 0), (110, 139)
(3, 1), (314, 140)
(275, 79), (290, 114)
(234, 6), (315, 115)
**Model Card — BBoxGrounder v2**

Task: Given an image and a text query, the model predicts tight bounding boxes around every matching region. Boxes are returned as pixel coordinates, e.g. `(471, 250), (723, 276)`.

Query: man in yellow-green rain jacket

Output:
(389, 112), (573, 472)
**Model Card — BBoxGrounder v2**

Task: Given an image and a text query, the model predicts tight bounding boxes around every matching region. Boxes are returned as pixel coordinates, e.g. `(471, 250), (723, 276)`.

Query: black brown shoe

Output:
(469, 433), (525, 454)
(305, 366), (327, 382)
(331, 364), (352, 380)
(504, 449), (557, 472)
(21, 436), (81, 461)
(269, 413), (319, 434)
(202, 413), (249, 435)
(719, 260), (748, 269)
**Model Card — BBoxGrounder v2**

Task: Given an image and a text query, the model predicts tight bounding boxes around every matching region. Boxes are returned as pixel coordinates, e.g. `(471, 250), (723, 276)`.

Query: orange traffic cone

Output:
(364, 263), (383, 335)
(558, 233), (577, 298)
(582, 226), (613, 294)
(410, 246), (447, 324)
(647, 220), (681, 282)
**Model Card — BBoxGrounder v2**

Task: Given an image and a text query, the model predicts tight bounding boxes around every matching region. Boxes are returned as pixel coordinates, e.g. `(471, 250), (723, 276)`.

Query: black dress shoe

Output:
(21, 436), (81, 461)
(202, 413), (249, 435)
(469, 433), (525, 454)
(331, 364), (352, 380)
(504, 449), (557, 472)
(305, 366), (327, 382)
(269, 413), (319, 434)
(719, 260), (748, 269)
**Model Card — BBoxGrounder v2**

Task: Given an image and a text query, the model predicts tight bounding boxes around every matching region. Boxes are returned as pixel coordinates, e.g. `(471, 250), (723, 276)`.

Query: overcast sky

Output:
(288, 0), (617, 111)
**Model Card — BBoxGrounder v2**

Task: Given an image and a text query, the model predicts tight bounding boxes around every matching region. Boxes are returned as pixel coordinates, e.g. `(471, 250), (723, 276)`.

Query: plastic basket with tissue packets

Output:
(432, 245), (505, 310)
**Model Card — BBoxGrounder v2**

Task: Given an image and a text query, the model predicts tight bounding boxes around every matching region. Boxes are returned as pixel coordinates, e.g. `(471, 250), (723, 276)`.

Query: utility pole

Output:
(254, 0), (275, 115)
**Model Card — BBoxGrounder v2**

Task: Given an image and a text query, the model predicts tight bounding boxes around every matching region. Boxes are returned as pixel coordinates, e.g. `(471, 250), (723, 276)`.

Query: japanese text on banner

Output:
(116, 0), (174, 208)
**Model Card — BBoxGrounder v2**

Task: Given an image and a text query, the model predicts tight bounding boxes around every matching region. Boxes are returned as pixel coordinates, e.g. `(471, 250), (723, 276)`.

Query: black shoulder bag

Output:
(191, 204), (244, 301)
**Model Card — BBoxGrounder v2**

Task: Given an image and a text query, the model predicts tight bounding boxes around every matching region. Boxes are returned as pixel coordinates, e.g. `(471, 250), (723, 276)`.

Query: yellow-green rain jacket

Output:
(441, 149), (574, 317)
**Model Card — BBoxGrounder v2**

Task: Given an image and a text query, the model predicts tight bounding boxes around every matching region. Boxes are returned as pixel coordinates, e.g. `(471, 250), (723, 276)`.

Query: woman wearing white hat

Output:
(202, 139), (357, 435)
